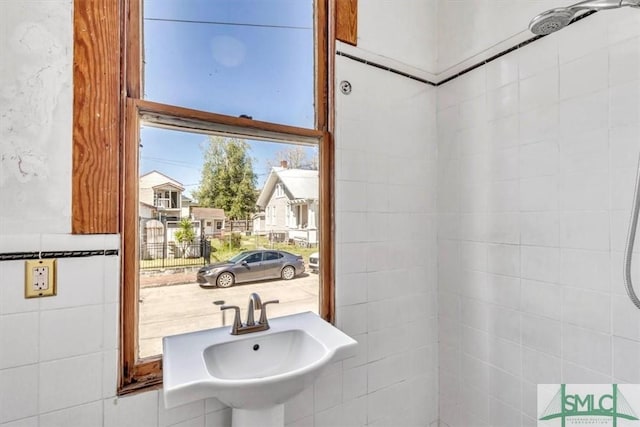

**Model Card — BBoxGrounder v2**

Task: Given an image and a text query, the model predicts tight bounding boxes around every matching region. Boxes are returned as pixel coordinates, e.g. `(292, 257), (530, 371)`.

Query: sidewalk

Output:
(139, 267), (200, 288)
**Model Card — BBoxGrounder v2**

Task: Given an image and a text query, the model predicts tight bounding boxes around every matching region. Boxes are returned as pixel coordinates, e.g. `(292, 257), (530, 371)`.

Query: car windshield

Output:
(228, 252), (252, 263)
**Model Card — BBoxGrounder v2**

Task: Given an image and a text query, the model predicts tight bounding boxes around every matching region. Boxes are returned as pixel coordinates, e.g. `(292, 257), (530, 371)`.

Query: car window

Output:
(244, 253), (263, 264)
(264, 251), (283, 261)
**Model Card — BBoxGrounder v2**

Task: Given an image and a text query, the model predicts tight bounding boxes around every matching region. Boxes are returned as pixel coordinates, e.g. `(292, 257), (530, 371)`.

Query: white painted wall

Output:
(337, 0), (439, 80)
(436, 8), (640, 426)
(0, 0), (73, 235)
(0, 1), (438, 426)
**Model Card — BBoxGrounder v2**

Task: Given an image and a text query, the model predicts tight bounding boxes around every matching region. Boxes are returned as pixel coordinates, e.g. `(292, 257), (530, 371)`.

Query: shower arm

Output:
(624, 155), (640, 310)
(569, 0), (640, 11)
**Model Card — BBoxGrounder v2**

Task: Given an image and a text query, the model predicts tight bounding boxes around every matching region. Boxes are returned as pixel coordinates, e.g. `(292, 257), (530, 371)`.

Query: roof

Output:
(191, 207), (226, 220)
(256, 168), (319, 208)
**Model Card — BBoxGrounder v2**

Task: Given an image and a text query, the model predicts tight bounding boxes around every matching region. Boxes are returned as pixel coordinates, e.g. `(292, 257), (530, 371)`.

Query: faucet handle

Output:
(258, 300), (280, 326)
(220, 305), (242, 335)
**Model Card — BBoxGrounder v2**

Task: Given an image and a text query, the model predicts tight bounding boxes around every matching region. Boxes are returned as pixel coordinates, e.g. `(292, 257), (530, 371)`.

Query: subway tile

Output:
(489, 397), (521, 427)
(489, 367), (521, 410)
(40, 234), (105, 252)
(612, 294), (640, 341)
(486, 54), (518, 91)
(103, 391), (159, 427)
(613, 336), (640, 383)
(562, 287), (611, 334)
(560, 249), (610, 292)
(0, 365), (39, 423)
(522, 347), (561, 384)
(562, 361), (612, 384)
(519, 139), (558, 179)
(0, 261), (40, 315)
(559, 49), (608, 100)
(39, 354), (102, 413)
(204, 408), (231, 427)
(609, 36), (640, 86)
(487, 179), (519, 213)
(488, 115), (519, 150)
(487, 213), (519, 245)
(0, 417), (39, 427)
(461, 298), (489, 332)
(488, 336), (521, 377)
(520, 176), (558, 212)
(559, 12), (609, 63)
(485, 274), (520, 310)
(560, 169), (609, 211)
(559, 127), (608, 174)
(39, 401), (102, 427)
(519, 35), (558, 79)
(486, 82), (518, 121)
(39, 257), (104, 310)
(562, 324), (612, 375)
(170, 416), (206, 427)
(519, 68), (558, 113)
(522, 314), (561, 357)
(521, 279), (561, 321)
(284, 386), (313, 425)
(0, 312), (39, 369)
(559, 90), (608, 138)
(610, 124), (640, 170)
(39, 305), (103, 361)
(0, 234), (39, 254)
(560, 211), (610, 251)
(520, 212), (560, 247)
(521, 246), (560, 284)
(519, 105), (559, 145)
(158, 397), (204, 427)
(489, 147), (519, 181)
(610, 80), (640, 129)
(488, 305), (520, 343)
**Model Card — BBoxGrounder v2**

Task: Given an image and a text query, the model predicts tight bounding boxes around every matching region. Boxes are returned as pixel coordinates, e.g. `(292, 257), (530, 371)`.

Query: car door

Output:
(261, 251), (285, 278)
(233, 252), (263, 282)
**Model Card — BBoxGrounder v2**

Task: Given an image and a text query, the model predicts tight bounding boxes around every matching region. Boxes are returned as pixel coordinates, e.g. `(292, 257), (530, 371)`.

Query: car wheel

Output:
(281, 266), (295, 280)
(216, 272), (235, 288)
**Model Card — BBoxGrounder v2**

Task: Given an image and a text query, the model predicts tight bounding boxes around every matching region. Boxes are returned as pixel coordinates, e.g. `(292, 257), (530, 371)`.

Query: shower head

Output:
(529, 0), (640, 35)
(529, 8), (575, 35)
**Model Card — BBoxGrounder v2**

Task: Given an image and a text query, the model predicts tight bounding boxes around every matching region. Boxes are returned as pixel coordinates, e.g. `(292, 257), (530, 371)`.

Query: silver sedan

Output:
(197, 249), (305, 288)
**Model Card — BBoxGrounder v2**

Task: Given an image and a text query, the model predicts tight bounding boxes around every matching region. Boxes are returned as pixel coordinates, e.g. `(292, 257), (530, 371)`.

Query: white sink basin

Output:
(162, 311), (358, 411)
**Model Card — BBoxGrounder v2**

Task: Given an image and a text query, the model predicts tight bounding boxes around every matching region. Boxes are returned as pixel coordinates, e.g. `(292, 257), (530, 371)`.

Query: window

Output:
(72, 0), (332, 394)
(275, 183), (285, 197)
(72, 0), (352, 396)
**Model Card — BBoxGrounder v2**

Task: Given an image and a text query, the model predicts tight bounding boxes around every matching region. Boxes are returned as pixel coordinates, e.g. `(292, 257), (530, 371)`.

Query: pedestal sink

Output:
(162, 311), (358, 427)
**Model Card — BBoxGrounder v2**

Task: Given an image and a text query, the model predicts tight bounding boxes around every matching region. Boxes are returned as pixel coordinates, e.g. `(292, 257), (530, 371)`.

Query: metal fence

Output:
(140, 238), (211, 270)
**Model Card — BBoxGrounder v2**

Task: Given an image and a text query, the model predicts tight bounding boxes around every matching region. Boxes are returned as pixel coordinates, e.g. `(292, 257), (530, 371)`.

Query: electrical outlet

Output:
(25, 259), (56, 298)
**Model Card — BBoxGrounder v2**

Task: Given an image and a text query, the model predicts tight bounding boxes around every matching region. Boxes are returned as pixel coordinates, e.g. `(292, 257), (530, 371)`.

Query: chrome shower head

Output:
(529, 0), (640, 35)
(529, 8), (575, 35)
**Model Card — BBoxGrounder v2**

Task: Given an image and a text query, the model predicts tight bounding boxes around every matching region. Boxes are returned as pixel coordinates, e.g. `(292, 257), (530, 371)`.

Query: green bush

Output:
(220, 232), (242, 250)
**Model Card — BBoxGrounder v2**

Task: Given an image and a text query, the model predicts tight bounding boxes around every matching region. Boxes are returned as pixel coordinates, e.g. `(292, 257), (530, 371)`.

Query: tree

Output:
(267, 146), (318, 170)
(174, 218), (196, 257)
(194, 136), (257, 219)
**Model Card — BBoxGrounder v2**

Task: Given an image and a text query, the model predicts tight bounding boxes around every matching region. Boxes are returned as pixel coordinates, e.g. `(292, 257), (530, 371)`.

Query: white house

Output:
(255, 166), (319, 246)
(139, 170), (185, 222)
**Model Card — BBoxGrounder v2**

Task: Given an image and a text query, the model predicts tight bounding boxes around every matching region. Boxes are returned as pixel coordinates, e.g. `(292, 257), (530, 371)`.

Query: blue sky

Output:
(140, 0), (316, 195)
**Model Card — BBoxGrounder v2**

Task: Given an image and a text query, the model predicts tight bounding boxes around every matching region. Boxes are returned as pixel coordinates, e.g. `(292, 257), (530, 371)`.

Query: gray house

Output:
(255, 166), (319, 246)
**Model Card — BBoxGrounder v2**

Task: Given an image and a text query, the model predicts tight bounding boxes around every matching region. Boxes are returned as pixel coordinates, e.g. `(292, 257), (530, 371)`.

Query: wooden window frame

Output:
(72, 0), (344, 394)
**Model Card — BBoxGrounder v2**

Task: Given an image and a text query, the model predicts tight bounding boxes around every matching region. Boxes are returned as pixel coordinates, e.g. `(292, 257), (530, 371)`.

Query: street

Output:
(138, 272), (319, 358)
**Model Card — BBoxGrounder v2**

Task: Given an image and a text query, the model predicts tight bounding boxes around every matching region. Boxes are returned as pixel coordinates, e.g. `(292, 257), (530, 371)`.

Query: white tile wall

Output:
(438, 9), (640, 427)
(2, 2), (640, 427)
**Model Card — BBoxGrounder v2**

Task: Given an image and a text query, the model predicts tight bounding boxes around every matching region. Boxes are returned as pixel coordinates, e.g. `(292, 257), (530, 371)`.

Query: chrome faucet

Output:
(220, 293), (279, 335)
